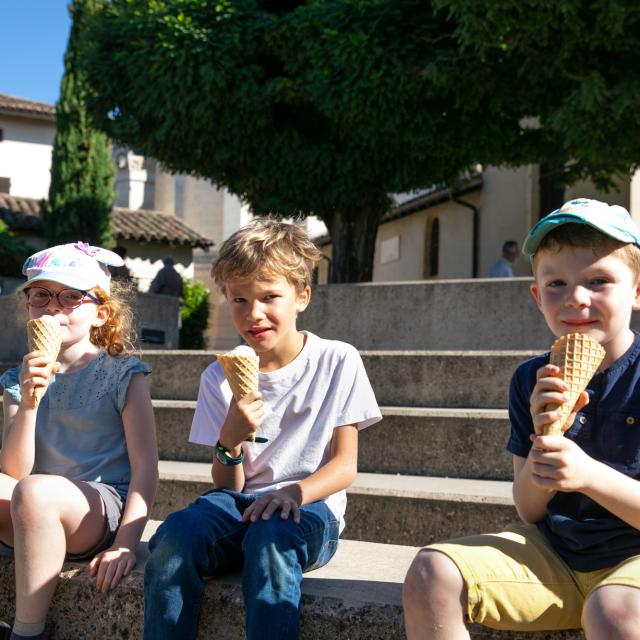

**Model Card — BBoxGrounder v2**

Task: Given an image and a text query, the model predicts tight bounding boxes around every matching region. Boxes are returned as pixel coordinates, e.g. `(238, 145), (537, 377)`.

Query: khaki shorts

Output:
(427, 523), (640, 631)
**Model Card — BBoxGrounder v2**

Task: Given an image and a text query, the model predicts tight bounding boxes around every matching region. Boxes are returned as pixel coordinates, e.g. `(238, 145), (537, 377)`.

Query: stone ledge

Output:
(152, 465), (520, 546)
(0, 524), (583, 640)
(140, 350), (537, 407)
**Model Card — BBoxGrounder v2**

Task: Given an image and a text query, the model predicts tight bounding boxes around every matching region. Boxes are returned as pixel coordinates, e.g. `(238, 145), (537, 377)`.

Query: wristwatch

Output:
(215, 440), (244, 466)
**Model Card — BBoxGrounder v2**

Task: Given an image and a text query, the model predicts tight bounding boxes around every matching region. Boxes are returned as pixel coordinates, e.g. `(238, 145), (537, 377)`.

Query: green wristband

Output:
(215, 440), (244, 466)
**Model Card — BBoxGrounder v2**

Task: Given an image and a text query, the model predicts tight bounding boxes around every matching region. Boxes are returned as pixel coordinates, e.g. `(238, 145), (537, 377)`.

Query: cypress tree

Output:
(44, 0), (115, 247)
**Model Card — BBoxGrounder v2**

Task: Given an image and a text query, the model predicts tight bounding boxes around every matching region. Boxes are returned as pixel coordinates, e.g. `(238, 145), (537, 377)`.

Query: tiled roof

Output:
(0, 194), (43, 231)
(113, 207), (214, 249)
(0, 93), (56, 121)
(0, 194), (214, 249)
(387, 173), (483, 221)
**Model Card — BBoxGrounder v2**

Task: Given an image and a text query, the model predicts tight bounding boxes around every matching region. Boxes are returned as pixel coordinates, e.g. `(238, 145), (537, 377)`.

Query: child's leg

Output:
(10, 475), (107, 628)
(581, 552), (640, 640)
(241, 500), (339, 640)
(582, 584), (640, 639)
(143, 490), (247, 640)
(0, 473), (18, 544)
(403, 549), (470, 640)
(403, 523), (585, 637)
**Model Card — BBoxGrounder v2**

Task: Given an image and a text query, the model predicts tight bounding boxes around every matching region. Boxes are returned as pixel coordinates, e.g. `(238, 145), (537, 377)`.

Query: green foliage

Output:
(81, 1), (510, 210)
(81, 0), (520, 281)
(180, 277), (210, 349)
(44, 0), (116, 247)
(0, 221), (34, 277)
(78, 0), (640, 279)
(436, 0), (640, 189)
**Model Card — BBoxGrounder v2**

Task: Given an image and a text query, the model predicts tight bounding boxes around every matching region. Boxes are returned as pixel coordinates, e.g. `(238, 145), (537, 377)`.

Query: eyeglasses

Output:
(24, 286), (102, 309)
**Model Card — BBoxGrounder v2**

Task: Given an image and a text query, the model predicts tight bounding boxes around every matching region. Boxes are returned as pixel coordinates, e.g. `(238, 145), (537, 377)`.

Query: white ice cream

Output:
(230, 344), (257, 358)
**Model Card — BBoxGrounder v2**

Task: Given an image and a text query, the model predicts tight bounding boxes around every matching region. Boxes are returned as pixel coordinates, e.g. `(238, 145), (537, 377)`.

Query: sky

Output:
(1, 1), (72, 106)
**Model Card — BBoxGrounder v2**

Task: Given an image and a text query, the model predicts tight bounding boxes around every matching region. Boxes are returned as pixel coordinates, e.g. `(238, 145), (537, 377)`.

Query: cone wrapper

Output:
(27, 316), (62, 405)
(543, 333), (605, 435)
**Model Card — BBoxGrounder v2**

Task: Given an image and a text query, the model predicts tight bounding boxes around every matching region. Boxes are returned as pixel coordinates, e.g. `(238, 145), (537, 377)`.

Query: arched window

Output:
(430, 218), (440, 276)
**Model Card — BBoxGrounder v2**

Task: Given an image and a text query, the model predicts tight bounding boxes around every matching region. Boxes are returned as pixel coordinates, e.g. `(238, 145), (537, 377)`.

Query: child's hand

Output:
(529, 363), (589, 434)
(220, 391), (264, 447)
(88, 545), (137, 592)
(242, 485), (302, 524)
(19, 351), (59, 410)
(528, 434), (594, 493)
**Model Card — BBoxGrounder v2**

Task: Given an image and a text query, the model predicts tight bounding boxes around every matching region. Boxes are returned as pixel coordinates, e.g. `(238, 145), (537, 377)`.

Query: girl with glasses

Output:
(0, 242), (158, 640)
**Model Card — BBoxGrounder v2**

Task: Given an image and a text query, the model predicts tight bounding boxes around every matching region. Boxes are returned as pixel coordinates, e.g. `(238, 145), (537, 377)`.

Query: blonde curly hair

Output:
(90, 280), (137, 356)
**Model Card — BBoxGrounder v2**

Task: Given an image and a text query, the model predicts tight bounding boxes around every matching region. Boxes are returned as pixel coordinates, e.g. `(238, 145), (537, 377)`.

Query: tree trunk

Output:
(324, 198), (388, 283)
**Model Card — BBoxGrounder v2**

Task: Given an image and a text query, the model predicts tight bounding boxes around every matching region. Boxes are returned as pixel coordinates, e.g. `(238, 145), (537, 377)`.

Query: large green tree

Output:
(78, 0), (532, 282)
(78, 1), (640, 281)
(44, 0), (115, 247)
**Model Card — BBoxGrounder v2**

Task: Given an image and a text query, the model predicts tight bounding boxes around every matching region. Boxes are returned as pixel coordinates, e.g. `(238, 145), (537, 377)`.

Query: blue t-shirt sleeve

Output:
(0, 366), (21, 403)
(507, 354), (550, 458)
(116, 356), (152, 411)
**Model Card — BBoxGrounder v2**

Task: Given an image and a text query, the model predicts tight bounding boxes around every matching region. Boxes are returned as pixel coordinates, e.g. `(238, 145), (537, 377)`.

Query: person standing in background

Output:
(490, 240), (519, 277)
(149, 256), (183, 299)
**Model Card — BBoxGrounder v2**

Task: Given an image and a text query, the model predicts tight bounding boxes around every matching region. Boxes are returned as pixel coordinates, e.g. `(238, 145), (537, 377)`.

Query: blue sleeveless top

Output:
(0, 350), (151, 500)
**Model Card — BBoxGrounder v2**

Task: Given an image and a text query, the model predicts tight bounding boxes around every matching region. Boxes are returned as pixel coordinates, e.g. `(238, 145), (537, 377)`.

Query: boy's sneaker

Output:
(0, 622), (10, 640)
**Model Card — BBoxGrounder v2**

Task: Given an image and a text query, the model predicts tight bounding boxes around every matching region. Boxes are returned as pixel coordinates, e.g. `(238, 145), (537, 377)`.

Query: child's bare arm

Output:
(242, 424), (358, 524)
(511, 362), (589, 524)
(512, 453), (555, 523)
(89, 373), (159, 592)
(0, 353), (57, 478)
(212, 390), (263, 491)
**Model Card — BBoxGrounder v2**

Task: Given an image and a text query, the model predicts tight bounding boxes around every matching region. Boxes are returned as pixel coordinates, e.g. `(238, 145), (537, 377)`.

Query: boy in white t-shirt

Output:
(143, 219), (382, 640)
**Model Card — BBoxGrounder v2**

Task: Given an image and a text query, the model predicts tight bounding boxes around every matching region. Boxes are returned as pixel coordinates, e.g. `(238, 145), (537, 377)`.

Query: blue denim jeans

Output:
(143, 489), (340, 640)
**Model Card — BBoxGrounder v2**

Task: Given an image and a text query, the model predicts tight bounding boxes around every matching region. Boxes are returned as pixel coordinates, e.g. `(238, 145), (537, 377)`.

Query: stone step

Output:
(155, 462), (518, 546)
(0, 520), (582, 640)
(154, 401), (513, 480)
(142, 350), (537, 407)
(299, 279), (558, 351)
(0, 399), (515, 482)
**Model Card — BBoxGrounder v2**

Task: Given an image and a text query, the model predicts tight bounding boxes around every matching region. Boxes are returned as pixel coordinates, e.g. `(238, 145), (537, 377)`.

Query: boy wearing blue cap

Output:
(403, 199), (640, 638)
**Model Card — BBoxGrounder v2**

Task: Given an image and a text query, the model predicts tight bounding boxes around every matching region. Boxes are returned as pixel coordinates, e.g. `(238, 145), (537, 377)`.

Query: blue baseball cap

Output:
(523, 198), (640, 256)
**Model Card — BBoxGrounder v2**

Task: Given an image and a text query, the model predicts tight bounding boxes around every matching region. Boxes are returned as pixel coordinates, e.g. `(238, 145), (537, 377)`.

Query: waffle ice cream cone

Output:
(217, 345), (259, 401)
(217, 345), (260, 442)
(543, 333), (605, 435)
(27, 315), (62, 405)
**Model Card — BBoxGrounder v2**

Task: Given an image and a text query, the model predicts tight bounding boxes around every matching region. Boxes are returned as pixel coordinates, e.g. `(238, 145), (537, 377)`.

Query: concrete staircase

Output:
(0, 328), (587, 638)
(144, 348), (580, 638)
(145, 350), (531, 545)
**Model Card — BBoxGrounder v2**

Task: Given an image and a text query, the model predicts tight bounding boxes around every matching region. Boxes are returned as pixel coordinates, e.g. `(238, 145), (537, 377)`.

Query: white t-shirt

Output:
(189, 331), (382, 530)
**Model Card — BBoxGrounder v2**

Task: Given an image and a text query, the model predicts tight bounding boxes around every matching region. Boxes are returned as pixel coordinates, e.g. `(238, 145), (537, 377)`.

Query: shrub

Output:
(180, 277), (210, 349)
(0, 221), (34, 277)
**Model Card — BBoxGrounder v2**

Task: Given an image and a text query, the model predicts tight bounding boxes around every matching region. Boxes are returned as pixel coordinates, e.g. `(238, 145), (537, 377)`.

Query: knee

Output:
(150, 510), (201, 558)
(582, 586), (640, 638)
(403, 550), (464, 610)
(10, 475), (56, 524)
(146, 509), (209, 573)
(243, 517), (298, 561)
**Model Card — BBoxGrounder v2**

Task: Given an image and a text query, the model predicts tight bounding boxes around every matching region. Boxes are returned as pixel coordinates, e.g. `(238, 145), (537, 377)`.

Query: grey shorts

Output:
(0, 480), (125, 562)
(65, 481), (125, 561)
